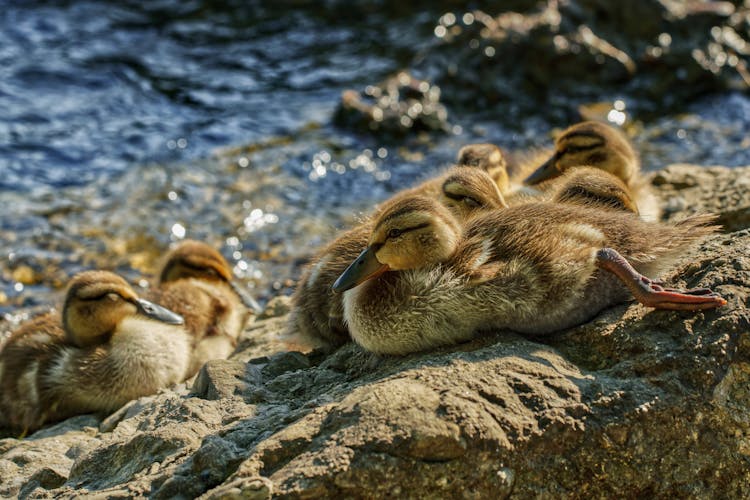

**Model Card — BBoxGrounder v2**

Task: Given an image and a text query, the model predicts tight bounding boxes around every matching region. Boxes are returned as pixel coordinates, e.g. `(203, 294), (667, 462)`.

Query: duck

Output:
(287, 166), (507, 349)
(149, 240), (253, 377)
(0, 271), (189, 433)
(522, 120), (660, 219)
(332, 195), (725, 356)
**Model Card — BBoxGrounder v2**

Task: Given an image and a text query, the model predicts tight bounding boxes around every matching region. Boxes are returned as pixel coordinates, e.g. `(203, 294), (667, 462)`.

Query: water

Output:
(1, 2), (749, 330)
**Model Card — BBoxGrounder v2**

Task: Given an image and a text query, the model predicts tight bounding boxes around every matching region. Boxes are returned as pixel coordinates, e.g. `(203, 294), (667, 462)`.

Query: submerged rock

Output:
(1, 164), (748, 498)
(334, 71), (450, 137)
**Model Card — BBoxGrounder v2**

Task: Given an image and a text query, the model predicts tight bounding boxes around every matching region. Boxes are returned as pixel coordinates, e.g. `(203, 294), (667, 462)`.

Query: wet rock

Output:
(334, 71), (450, 137)
(0, 164), (748, 498)
(417, 1), (749, 119)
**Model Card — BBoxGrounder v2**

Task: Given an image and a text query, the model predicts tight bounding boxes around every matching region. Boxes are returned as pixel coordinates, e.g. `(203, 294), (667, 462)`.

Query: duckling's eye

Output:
(204, 268), (221, 278)
(462, 196), (480, 208)
(387, 228), (402, 239)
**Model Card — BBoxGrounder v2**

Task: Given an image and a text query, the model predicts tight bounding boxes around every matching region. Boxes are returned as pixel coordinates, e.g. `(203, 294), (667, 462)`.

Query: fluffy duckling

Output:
(523, 121), (660, 219)
(456, 143), (511, 195)
(288, 166), (507, 348)
(0, 271), (188, 433)
(551, 166), (639, 214)
(150, 240), (252, 377)
(333, 196), (725, 355)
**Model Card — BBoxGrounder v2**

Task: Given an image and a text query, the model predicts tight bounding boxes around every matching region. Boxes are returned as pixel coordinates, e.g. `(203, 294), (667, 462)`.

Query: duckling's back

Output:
(0, 313), (66, 431)
(458, 202), (718, 333)
(149, 278), (247, 377)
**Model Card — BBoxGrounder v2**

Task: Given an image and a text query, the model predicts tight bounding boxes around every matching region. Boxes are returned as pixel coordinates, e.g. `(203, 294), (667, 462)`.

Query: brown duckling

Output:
(551, 166), (639, 214)
(333, 195), (725, 355)
(0, 271), (188, 433)
(150, 240), (252, 377)
(456, 143), (511, 195)
(287, 166), (507, 349)
(523, 120), (660, 219)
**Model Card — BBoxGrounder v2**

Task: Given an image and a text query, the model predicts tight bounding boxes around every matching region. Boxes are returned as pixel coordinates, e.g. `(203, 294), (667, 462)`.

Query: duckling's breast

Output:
(342, 268), (480, 355)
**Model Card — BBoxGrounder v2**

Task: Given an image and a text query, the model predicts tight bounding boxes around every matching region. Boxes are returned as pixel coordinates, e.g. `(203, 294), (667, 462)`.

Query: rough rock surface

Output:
(1, 164), (748, 499)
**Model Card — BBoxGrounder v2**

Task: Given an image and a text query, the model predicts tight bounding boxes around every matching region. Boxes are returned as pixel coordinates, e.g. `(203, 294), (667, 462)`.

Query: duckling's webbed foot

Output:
(595, 248), (727, 311)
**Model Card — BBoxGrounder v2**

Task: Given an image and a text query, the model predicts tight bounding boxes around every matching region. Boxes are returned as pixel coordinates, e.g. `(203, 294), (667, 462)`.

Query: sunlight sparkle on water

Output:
(171, 223), (186, 239)
(607, 109), (626, 126)
(243, 208), (279, 232)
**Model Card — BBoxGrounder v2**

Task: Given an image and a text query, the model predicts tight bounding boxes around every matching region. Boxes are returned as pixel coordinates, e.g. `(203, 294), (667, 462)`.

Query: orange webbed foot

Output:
(596, 248), (727, 312)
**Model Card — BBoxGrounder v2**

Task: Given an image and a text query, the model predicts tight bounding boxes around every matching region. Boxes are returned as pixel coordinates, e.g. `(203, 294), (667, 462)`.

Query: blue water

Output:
(0, 1), (430, 192)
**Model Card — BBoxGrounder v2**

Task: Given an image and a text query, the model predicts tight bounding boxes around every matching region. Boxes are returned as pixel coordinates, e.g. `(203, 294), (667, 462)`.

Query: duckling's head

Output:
(159, 240), (262, 313)
(63, 271), (184, 348)
(159, 240), (233, 285)
(456, 143), (510, 193)
(525, 121), (638, 185)
(333, 196), (460, 293)
(440, 166), (508, 219)
(553, 167), (639, 214)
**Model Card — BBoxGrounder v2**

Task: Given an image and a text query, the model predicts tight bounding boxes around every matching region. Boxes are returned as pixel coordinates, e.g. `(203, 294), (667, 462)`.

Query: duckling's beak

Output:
(135, 298), (185, 325)
(332, 246), (389, 293)
(230, 280), (263, 314)
(525, 155), (561, 185)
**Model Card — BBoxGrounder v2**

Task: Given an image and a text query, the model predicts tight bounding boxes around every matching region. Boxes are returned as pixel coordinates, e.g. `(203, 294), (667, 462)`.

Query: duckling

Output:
(332, 196), (725, 355)
(287, 166), (507, 348)
(0, 271), (188, 433)
(456, 143), (511, 195)
(551, 166), (639, 214)
(150, 240), (253, 377)
(523, 121), (660, 219)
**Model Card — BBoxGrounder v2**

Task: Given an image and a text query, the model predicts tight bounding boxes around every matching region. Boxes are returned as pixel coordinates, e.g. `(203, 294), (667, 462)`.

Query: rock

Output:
(256, 295), (292, 320)
(415, 1), (749, 119)
(334, 71), (450, 137)
(201, 476), (273, 500)
(192, 359), (259, 401)
(0, 164), (748, 498)
(651, 164), (750, 232)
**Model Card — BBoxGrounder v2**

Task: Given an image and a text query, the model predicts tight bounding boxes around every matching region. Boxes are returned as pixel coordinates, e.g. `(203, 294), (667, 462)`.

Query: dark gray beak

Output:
(524, 155), (561, 185)
(230, 280), (263, 314)
(332, 246), (389, 293)
(136, 298), (184, 325)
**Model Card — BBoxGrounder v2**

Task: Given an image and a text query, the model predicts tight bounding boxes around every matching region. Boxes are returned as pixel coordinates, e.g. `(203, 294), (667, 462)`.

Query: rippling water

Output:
(1, 2), (749, 327)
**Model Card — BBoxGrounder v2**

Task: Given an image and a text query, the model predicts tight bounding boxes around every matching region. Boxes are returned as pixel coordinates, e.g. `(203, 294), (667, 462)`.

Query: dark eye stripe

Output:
(445, 191), (482, 207)
(562, 144), (601, 154)
(79, 292), (116, 302)
(444, 191), (466, 202)
(386, 222), (430, 240)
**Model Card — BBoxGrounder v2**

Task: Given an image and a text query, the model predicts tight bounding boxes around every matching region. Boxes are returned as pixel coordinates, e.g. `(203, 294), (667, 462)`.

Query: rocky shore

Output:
(1, 164), (748, 499)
